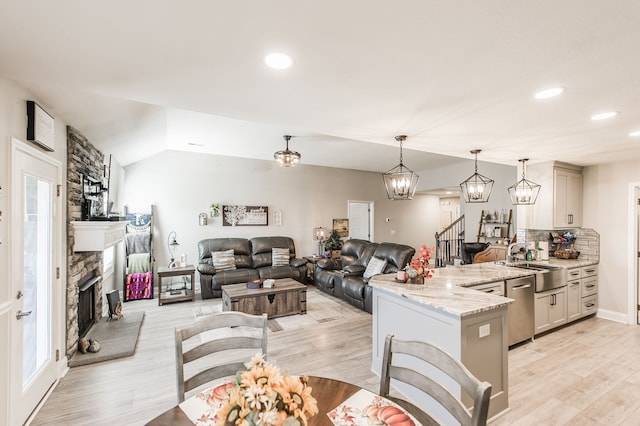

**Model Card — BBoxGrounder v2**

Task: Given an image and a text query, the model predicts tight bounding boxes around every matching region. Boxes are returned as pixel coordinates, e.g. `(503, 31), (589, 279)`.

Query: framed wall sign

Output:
(26, 101), (55, 152)
(223, 205), (269, 226)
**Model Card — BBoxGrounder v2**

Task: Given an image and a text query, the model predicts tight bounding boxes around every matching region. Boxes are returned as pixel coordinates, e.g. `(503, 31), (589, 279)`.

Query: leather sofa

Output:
(197, 236), (307, 299)
(314, 239), (415, 313)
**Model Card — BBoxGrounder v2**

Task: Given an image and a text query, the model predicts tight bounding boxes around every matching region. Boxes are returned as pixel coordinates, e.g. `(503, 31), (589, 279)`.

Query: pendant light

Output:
(274, 135), (301, 167)
(508, 158), (541, 205)
(460, 149), (494, 203)
(382, 135), (420, 200)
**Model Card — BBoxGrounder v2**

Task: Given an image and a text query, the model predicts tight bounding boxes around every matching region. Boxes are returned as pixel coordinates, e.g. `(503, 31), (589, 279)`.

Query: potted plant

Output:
(324, 230), (344, 259)
(209, 203), (220, 217)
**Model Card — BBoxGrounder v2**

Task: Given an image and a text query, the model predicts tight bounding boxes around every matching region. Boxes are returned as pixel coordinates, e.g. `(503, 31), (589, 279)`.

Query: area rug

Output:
(193, 287), (362, 333)
(69, 311), (145, 367)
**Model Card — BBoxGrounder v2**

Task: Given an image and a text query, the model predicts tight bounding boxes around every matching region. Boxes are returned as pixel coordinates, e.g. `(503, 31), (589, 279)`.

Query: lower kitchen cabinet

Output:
(535, 287), (567, 334)
(567, 278), (581, 322)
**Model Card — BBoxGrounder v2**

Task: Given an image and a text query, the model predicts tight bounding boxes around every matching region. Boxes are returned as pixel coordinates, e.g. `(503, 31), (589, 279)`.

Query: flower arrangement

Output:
(404, 244), (435, 281)
(199, 353), (318, 426)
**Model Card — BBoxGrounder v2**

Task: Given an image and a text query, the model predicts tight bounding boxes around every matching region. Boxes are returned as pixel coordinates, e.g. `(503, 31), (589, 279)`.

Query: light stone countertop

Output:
(368, 263), (538, 318)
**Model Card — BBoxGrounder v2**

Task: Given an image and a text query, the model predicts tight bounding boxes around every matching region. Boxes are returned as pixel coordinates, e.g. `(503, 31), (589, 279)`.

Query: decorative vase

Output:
(407, 275), (424, 284)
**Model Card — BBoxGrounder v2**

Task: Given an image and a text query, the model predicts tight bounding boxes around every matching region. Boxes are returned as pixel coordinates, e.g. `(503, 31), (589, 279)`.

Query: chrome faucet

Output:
(507, 242), (527, 263)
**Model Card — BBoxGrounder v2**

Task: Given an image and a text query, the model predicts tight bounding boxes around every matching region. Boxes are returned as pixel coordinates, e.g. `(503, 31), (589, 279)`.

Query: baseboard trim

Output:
(597, 308), (630, 324)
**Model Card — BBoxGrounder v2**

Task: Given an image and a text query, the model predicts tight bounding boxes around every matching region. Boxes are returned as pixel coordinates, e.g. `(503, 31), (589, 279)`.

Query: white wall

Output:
(121, 150), (445, 272)
(582, 161), (640, 321)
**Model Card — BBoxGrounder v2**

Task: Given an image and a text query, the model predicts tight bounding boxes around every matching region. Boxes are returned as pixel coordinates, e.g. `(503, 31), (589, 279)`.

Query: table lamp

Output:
(167, 231), (180, 268)
(313, 227), (328, 257)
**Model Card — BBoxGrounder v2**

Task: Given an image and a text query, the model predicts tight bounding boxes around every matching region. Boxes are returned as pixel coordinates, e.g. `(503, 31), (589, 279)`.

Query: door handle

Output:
(16, 310), (32, 320)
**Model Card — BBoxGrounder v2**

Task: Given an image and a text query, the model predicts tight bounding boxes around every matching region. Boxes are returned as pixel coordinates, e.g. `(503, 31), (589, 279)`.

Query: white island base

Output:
(370, 282), (509, 423)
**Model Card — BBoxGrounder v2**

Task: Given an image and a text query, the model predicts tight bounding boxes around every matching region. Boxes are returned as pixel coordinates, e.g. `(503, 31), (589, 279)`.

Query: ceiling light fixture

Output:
(591, 111), (619, 121)
(629, 130), (640, 137)
(274, 135), (301, 167)
(534, 87), (565, 99)
(460, 149), (494, 203)
(265, 52), (292, 69)
(382, 135), (419, 200)
(508, 158), (541, 205)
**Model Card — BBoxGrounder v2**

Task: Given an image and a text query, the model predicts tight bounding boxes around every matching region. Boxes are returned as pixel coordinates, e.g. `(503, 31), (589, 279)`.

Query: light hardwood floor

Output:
(31, 288), (640, 425)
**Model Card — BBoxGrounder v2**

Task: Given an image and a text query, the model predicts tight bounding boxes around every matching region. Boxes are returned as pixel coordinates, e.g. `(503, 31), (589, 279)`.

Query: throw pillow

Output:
(211, 249), (236, 271)
(363, 256), (387, 279)
(272, 248), (290, 267)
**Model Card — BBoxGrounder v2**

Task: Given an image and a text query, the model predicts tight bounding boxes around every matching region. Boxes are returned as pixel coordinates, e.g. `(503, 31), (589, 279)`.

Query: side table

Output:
(303, 256), (324, 285)
(157, 265), (196, 306)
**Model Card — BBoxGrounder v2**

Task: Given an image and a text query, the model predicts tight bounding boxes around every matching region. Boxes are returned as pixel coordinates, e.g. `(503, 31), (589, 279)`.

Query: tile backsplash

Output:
(517, 228), (599, 262)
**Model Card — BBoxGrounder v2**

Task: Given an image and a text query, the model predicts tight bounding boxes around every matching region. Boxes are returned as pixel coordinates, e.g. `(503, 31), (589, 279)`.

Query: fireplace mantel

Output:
(71, 221), (127, 252)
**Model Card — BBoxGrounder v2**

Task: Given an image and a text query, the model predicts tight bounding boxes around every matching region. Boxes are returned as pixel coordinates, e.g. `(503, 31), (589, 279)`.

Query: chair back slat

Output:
(380, 334), (492, 426)
(175, 311), (268, 403)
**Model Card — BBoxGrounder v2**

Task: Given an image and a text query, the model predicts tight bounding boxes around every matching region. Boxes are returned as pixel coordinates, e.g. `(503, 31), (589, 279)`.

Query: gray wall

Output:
(122, 150), (443, 272)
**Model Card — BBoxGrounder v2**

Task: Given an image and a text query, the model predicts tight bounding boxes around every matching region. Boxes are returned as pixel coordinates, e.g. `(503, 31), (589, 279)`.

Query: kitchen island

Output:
(368, 263), (536, 423)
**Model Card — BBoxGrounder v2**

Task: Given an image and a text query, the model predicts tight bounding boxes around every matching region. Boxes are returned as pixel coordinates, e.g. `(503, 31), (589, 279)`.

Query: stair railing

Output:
(434, 215), (465, 267)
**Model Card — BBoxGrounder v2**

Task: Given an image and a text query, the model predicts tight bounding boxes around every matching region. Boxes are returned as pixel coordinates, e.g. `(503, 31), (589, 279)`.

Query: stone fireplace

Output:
(77, 273), (102, 338)
(65, 126), (106, 357)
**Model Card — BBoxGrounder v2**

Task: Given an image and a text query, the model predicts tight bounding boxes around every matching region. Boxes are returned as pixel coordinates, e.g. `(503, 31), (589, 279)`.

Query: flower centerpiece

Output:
(197, 353), (318, 426)
(403, 244), (435, 284)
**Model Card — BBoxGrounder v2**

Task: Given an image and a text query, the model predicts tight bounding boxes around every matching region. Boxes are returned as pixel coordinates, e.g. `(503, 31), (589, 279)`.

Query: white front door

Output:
(10, 138), (61, 425)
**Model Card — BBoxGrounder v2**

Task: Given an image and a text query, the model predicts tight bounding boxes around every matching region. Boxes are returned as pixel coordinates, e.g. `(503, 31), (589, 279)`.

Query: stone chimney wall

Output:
(65, 126), (105, 357)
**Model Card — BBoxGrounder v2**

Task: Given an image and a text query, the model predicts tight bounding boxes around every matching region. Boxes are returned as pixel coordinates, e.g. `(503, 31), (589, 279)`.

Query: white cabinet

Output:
(534, 287), (567, 334)
(580, 266), (598, 318)
(554, 168), (582, 228)
(521, 161), (583, 229)
(567, 277), (581, 322)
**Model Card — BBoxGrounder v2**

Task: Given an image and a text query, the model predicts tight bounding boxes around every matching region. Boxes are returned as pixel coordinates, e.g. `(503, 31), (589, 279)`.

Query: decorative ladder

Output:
(434, 215), (465, 267)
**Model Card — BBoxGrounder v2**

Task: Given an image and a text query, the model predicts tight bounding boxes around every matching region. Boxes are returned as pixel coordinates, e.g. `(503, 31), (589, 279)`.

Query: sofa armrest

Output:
(316, 258), (341, 270)
(343, 264), (365, 275)
(290, 257), (307, 268)
(197, 263), (216, 275)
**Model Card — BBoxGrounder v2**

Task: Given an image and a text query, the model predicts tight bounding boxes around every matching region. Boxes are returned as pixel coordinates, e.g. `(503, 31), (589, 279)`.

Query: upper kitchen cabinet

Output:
(520, 161), (583, 229)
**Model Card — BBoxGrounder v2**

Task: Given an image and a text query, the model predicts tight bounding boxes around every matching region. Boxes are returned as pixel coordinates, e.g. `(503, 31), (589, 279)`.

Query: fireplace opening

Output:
(78, 274), (101, 338)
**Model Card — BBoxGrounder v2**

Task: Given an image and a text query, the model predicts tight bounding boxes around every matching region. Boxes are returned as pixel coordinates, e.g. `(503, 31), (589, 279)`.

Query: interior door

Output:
(348, 201), (373, 241)
(10, 138), (60, 425)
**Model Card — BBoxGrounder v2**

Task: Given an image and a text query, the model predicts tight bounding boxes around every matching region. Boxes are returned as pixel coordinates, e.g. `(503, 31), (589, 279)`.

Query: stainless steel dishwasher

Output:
(506, 275), (535, 346)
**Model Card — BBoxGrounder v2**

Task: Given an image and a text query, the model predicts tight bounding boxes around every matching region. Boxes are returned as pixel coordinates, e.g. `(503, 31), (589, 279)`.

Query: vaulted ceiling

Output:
(1, 1), (639, 182)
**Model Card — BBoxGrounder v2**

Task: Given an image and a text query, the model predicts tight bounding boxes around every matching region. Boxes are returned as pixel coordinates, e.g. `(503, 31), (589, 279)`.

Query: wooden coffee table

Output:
(222, 278), (307, 319)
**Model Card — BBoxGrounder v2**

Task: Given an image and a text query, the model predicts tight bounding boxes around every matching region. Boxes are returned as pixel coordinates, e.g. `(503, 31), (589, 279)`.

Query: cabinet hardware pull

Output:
(586, 303), (595, 308)
(268, 294), (275, 304)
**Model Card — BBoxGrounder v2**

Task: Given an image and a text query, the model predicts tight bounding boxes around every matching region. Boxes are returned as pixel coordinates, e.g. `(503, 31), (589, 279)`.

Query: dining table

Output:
(144, 375), (437, 425)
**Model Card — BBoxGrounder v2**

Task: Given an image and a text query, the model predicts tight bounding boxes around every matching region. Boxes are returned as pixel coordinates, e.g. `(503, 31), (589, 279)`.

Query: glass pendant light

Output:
(274, 135), (301, 167)
(382, 135), (420, 200)
(508, 158), (541, 205)
(460, 149), (494, 203)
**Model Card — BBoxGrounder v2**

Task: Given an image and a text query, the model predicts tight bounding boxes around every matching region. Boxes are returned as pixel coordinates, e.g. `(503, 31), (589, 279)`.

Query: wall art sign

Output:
(223, 205), (269, 226)
(26, 101), (55, 152)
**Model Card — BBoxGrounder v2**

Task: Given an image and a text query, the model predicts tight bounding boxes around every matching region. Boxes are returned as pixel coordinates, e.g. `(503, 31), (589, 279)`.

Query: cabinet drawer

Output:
(581, 276), (598, 297)
(567, 268), (582, 280)
(581, 265), (598, 278)
(582, 295), (597, 315)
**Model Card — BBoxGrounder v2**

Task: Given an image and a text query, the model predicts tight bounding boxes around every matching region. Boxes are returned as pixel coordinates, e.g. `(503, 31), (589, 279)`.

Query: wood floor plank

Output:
(29, 288), (640, 426)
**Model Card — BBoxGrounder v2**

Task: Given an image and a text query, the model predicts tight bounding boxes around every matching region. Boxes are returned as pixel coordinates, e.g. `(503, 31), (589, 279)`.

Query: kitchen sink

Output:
(507, 262), (567, 292)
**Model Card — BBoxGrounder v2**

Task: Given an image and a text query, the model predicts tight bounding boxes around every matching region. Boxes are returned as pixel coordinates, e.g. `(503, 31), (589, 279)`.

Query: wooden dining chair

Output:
(174, 311), (268, 403)
(380, 334), (492, 426)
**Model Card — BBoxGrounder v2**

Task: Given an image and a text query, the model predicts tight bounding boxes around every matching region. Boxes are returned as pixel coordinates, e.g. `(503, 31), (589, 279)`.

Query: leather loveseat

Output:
(314, 239), (415, 313)
(197, 236), (307, 299)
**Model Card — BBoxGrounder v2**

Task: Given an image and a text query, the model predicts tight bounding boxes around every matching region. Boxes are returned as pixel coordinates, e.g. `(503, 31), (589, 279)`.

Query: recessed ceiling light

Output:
(534, 87), (565, 99)
(591, 111), (619, 121)
(265, 53), (292, 69)
(630, 130), (640, 137)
